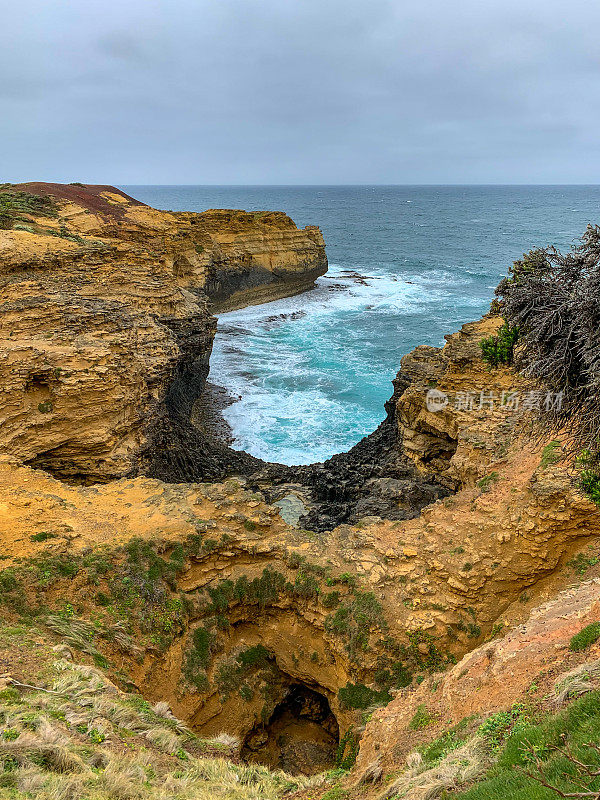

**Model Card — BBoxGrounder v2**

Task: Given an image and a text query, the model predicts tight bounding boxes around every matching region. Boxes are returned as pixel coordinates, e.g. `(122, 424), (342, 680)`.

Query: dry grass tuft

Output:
(0, 659), (315, 800)
(207, 731), (241, 751)
(359, 755), (383, 784)
(379, 738), (487, 800)
(552, 659), (600, 706)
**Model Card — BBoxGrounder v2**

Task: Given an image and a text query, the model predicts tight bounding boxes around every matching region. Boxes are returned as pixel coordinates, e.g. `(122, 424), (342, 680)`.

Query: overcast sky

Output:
(2, 0), (600, 184)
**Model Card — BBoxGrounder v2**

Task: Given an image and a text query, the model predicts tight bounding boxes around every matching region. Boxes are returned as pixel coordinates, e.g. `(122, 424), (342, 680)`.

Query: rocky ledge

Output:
(0, 183), (326, 481)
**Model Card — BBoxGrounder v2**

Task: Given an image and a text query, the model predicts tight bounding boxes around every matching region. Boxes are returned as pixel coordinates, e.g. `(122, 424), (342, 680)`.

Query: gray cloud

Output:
(1, 0), (599, 183)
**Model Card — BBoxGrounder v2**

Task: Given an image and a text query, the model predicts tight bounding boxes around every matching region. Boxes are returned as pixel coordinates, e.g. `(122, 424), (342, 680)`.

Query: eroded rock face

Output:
(3, 187), (600, 778)
(0, 183), (326, 481)
(353, 578), (600, 792)
(242, 686), (339, 775)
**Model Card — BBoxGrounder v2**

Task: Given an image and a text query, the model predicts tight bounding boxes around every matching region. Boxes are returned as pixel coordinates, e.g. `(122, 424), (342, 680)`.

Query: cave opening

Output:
(241, 684), (339, 776)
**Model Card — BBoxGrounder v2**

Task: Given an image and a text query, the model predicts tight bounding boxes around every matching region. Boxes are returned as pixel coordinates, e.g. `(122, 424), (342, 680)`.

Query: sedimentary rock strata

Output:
(3, 184), (600, 784)
(0, 183), (326, 481)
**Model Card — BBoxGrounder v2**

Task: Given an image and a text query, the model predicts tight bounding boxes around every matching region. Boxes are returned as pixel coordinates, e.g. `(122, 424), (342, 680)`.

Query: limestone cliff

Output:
(2, 311), (600, 778)
(0, 183), (326, 481)
(3, 186), (600, 790)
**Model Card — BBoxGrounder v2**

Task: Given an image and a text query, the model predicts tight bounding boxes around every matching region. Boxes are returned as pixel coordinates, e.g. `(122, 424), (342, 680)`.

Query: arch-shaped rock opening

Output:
(241, 684), (339, 775)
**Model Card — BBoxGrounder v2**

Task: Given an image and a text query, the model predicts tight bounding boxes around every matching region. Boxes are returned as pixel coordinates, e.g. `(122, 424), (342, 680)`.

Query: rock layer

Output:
(3, 184), (600, 784)
(0, 183), (326, 481)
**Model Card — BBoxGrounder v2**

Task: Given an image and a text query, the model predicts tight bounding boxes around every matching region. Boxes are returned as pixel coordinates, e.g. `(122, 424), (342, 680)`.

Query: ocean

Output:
(123, 185), (600, 465)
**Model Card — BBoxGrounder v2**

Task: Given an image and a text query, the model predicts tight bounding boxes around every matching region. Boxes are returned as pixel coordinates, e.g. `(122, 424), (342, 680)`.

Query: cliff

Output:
(0, 183), (326, 481)
(3, 187), (600, 795)
(1, 307), (599, 780)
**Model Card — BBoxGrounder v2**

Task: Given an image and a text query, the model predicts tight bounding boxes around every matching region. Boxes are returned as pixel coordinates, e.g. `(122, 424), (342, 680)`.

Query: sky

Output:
(2, 0), (600, 185)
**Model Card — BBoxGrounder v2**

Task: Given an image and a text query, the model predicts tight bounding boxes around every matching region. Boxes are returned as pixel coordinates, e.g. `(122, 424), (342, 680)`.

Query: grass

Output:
(451, 691), (600, 799)
(477, 472), (499, 493)
(0, 658), (315, 800)
(419, 715), (479, 765)
(570, 622), (600, 652)
(540, 440), (562, 469)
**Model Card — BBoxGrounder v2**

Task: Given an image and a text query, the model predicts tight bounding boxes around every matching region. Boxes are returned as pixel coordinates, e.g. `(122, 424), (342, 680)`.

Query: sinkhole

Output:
(241, 685), (339, 775)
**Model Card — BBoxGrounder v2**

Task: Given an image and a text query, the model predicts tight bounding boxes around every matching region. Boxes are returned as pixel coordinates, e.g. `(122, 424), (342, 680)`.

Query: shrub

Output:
(237, 644), (271, 668)
(322, 590), (341, 608)
(0, 189), (58, 230)
(325, 592), (387, 658)
(338, 682), (391, 710)
(495, 227), (600, 456)
(184, 627), (214, 690)
(30, 532), (58, 542)
(578, 450), (600, 506)
(480, 322), (520, 368)
(570, 622), (600, 652)
(293, 571), (320, 598)
(567, 549), (599, 575)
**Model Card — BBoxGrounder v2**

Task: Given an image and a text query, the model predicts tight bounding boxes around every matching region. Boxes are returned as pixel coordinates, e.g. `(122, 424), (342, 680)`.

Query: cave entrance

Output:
(241, 685), (339, 775)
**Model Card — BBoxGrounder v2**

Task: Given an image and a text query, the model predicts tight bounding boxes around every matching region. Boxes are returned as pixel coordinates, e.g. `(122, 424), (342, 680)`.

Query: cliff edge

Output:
(0, 183), (326, 481)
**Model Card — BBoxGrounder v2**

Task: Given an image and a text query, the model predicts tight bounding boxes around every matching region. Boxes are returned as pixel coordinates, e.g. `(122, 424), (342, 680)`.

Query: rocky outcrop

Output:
(2, 312), (600, 769)
(193, 209), (327, 312)
(0, 183), (326, 481)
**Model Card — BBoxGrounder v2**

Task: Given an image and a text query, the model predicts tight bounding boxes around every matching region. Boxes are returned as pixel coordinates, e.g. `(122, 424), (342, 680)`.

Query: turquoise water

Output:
(124, 185), (600, 465)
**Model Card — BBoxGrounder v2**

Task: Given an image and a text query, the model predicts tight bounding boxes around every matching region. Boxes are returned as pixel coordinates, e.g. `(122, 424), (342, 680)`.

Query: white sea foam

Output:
(208, 263), (477, 464)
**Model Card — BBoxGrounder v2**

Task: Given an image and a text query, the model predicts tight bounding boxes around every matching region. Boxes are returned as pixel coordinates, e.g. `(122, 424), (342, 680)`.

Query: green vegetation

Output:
(215, 645), (276, 702)
(325, 591), (387, 657)
(540, 440), (562, 469)
(0, 188), (58, 230)
(338, 682), (391, 710)
(335, 728), (359, 770)
(419, 715), (478, 765)
(29, 532), (57, 543)
(477, 703), (530, 751)
(0, 530), (454, 717)
(567, 548), (599, 576)
(184, 627), (214, 690)
(569, 622), (600, 652)
(322, 590), (341, 608)
(578, 449), (600, 506)
(409, 703), (435, 730)
(477, 472), (499, 493)
(321, 781), (351, 800)
(453, 692), (600, 799)
(480, 322), (519, 369)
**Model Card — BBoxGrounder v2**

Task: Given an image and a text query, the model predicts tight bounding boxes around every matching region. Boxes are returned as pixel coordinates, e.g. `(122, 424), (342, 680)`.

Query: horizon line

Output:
(118, 182), (600, 188)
